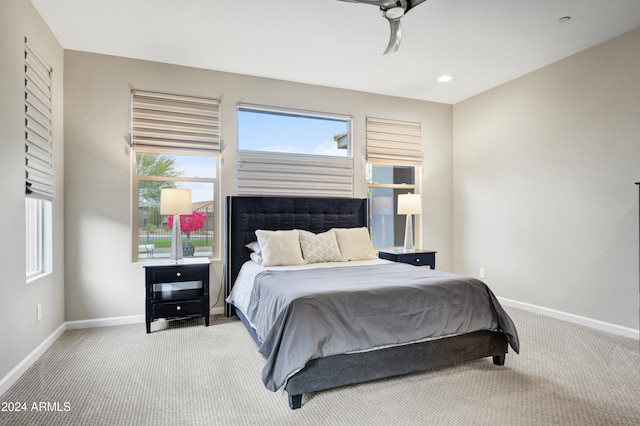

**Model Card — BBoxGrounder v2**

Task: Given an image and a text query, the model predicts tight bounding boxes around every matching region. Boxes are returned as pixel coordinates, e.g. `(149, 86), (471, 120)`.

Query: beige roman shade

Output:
(25, 38), (54, 201)
(131, 90), (220, 153)
(366, 117), (422, 166)
(236, 150), (354, 197)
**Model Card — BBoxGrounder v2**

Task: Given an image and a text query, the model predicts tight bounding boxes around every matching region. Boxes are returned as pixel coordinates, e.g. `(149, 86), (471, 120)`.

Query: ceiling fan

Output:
(339, 0), (429, 54)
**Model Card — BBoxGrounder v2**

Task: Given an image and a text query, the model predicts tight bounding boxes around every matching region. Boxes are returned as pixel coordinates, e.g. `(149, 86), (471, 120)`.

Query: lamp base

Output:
(403, 214), (414, 251)
(170, 214), (184, 263)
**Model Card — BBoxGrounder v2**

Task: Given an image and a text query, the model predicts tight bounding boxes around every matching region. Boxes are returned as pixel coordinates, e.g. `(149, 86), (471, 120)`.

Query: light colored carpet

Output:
(1, 307), (639, 425)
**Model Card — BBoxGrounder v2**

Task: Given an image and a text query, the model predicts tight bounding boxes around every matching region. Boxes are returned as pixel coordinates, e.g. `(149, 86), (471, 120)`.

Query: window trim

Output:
(26, 198), (43, 279)
(366, 163), (421, 249)
(237, 102), (353, 158)
(131, 150), (220, 263)
(236, 103), (354, 197)
(130, 89), (221, 263)
(25, 38), (54, 282)
(26, 198), (52, 282)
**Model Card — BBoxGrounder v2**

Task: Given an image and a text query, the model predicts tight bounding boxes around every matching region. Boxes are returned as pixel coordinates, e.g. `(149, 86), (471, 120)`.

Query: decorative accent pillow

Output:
(333, 227), (377, 261)
(298, 229), (343, 264)
(245, 241), (261, 254)
(255, 230), (305, 267)
(249, 252), (263, 265)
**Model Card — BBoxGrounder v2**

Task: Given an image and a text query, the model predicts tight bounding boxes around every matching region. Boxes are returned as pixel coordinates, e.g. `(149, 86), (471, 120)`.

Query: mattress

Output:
(226, 260), (519, 391)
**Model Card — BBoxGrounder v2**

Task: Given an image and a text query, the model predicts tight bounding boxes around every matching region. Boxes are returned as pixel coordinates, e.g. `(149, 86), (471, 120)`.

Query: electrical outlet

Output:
(479, 267), (485, 279)
(36, 304), (42, 322)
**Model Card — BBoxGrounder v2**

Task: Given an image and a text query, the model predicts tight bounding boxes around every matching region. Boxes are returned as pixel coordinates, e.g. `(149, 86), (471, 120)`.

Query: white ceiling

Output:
(32, 0), (640, 104)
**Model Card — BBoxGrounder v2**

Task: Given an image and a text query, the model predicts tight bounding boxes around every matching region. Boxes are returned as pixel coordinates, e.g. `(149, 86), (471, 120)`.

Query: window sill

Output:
(27, 270), (52, 285)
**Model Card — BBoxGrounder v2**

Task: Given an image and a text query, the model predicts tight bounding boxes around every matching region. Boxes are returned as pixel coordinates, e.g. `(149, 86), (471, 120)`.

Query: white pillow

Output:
(249, 252), (263, 265)
(245, 241), (261, 255)
(333, 227), (377, 261)
(255, 230), (305, 267)
(298, 229), (343, 264)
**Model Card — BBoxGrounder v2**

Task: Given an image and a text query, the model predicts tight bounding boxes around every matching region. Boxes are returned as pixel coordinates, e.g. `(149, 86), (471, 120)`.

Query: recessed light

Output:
(558, 16), (571, 24)
(437, 75), (453, 83)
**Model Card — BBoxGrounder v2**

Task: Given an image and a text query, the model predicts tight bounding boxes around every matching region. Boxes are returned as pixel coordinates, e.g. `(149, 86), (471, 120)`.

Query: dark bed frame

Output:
(224, 195), (508, 409)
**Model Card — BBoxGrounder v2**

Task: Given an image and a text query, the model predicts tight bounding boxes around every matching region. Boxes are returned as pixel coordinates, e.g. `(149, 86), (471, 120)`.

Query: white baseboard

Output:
(65, 314), (145, 330)
(65, 307), (225, 330)
(499, 297), (640, 340)
(0, 323), (66, 396)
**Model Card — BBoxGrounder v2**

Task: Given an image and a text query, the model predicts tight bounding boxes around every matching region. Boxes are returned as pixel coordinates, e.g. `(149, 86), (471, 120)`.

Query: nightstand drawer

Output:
(152, 300), (204, 319)
(401, 253), (434, 266)
(150, 267), (206, 284)
(378, 249), (437, 269)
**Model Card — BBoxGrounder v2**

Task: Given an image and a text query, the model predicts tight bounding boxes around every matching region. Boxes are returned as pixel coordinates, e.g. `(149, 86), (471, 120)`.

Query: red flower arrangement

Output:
(167, 211), (208, 239)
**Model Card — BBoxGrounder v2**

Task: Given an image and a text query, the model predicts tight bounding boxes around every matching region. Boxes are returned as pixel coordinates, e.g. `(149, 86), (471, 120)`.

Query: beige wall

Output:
(63, 51), (453, 322)
(0, 0), (64, 380)
(453, 28), (640, 329)
(5, 0), (637, 389)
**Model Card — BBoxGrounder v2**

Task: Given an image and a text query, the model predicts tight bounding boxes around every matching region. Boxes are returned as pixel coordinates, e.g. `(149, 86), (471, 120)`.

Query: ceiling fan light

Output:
(385, 7), (405, 20)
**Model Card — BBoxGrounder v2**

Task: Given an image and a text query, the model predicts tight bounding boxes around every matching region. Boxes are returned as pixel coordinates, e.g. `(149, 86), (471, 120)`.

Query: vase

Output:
(182, 241), (195, 257)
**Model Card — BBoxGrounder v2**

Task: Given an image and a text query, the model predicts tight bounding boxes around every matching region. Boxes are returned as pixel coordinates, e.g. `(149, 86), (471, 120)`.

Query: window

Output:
(238, 104), (350, 156)
(25, 37), (53, 280)
(367, 165), (418, 248)
(236, 104), (353, 197)
(365, 117), (422, 248)
(134, 153), (217, 261)
(25, 198), (42, 277)
(26, 198), (52, 279)
(131, 90), (220, 262)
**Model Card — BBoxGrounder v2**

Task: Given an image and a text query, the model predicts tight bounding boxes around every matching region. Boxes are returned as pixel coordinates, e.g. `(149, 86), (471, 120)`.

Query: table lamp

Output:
(397, 193), (421, 251)
(160, 188), (192, 262)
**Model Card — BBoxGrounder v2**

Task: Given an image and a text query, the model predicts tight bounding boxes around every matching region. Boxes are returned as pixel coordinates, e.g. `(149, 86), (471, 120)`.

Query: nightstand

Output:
(144, 258), (211, 333)
(378, 248), (437, 269)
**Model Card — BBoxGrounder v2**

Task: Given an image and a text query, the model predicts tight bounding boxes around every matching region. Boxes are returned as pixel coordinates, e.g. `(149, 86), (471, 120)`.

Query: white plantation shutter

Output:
(366, 117), (422, 166)
(25, 38), (54, 201)
(131, 90), (220, 153)
(236, 151), (353, 197)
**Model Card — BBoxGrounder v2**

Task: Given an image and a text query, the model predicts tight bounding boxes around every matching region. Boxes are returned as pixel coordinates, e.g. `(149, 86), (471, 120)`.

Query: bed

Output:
(224, 195), (519, 409)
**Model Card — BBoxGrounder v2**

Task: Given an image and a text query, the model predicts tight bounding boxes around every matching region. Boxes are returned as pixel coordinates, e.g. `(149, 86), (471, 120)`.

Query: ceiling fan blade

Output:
(338, 0), (428, 54)
(407, 0), (428, 11)
(383, 18), (402, 54)
(338, 0), (398, 7)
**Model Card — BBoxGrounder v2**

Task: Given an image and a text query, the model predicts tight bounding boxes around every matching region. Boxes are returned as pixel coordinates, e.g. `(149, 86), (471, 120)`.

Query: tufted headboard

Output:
(224, 196), (368, 316)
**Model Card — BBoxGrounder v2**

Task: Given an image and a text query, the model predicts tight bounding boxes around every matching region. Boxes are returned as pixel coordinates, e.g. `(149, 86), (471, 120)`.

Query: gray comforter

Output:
(245, 262), (520, 391)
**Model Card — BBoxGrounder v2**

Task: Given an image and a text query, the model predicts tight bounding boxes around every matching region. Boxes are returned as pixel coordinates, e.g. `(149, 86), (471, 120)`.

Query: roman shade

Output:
(25, 38), (54, 201)
(366, 117), (422, 166)
(131, 90), (220, 153)
(236, 150), (353, 197)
